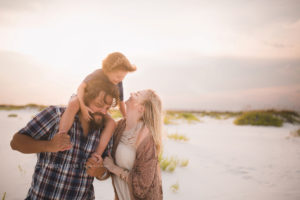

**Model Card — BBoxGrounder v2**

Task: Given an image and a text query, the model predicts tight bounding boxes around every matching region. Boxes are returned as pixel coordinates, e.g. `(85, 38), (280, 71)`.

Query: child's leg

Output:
(92, 115), (116, 162)
(59, 95), (80, 133)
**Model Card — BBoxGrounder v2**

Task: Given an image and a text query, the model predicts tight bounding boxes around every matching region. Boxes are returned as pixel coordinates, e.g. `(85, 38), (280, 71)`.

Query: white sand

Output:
(1, 110), (300, 200)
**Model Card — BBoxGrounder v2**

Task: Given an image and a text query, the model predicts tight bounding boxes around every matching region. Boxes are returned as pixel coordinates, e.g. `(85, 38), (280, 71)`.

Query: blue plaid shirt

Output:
(18, 106), (112, 200)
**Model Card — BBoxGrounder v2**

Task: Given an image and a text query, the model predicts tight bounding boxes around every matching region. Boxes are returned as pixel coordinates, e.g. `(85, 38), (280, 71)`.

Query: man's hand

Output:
(91, 152), (103, 164)
(47, 132), (72, 152)
(86, 157), (108, 179)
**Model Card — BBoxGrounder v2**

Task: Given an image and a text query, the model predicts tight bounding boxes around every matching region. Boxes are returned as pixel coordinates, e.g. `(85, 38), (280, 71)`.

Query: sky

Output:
(0, 0), (300, 111)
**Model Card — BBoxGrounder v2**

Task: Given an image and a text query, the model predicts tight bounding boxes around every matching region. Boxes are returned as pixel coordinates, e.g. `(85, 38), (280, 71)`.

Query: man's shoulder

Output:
(38, 106), (66, 118)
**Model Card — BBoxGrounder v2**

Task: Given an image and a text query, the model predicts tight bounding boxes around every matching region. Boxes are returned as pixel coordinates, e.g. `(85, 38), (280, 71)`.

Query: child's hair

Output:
(102, 52), (137, 73)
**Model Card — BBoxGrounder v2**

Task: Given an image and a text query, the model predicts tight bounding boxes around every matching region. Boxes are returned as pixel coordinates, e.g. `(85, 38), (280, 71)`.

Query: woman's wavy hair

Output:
(140, 90), (163, 155)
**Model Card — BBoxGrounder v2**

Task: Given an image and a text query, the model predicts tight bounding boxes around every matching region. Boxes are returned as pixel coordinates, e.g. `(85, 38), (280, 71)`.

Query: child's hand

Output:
(81, 105), (93, 122)
(91, 152), (103, 164)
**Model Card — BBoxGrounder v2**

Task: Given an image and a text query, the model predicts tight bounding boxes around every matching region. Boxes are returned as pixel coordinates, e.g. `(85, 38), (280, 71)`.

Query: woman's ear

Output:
(138, 104), (145, 114)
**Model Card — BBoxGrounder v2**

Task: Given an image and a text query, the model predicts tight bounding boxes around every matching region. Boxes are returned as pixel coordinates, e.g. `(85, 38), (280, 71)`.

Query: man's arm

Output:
(11, 106), (72, 154)
(11, 132), (72, 154)
(11, 133), (49, 154)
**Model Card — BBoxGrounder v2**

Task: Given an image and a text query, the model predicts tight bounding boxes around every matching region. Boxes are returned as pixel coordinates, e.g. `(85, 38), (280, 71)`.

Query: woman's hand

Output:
(103, 154), (115, 172)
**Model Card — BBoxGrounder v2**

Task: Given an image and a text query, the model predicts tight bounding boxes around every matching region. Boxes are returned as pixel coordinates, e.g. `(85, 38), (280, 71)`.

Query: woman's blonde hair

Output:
(140, 90), (163, 155)
(102, 52), (137, 73)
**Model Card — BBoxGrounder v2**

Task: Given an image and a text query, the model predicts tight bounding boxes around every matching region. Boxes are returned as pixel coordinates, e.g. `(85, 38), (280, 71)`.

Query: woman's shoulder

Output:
(136, 126), (155, 152)
(113, 119), (126, 135)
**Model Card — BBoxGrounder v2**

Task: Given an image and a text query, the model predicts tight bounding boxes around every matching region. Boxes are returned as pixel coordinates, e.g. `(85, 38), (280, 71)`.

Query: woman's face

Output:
(106, 70), (128, 85)
(125, 90), (148, 116)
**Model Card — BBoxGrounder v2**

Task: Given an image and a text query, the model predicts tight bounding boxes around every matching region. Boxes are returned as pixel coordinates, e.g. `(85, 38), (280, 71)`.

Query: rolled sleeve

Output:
(18, 106), (60, 140)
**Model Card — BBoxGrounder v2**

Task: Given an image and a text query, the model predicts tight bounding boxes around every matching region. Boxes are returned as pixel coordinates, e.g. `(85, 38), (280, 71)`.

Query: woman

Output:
(103, 89), (163, 200)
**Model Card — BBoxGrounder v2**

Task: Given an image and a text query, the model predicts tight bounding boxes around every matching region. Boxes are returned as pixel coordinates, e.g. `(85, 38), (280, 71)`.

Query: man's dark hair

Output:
(83, 79), (119, 107)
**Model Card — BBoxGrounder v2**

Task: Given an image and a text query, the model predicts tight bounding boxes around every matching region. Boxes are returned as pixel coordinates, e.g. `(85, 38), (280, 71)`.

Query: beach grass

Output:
(167, 133), (189, 142)
(8, 113), (18, 117)
(0, 104), (47, 111)
(164, 111), (200, 124)
(180, 159), (189, 167)
(159, 152), (189, 172)
(265, 110), (300, 124)
(170, 182), (179, 193)
(164, 115), (177, 125)
(200, 111), (241, 119)
(234, 111), (283, 127)
(290, 129), (300, 137)
(2, 192), (6, 200)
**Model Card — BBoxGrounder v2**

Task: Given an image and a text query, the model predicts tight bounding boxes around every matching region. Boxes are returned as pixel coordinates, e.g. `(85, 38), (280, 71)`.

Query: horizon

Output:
(0, 0), (300, 111)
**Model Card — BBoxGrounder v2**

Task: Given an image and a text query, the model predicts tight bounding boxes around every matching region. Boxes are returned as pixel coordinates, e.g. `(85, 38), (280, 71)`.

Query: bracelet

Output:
(119, 168), (129, 182)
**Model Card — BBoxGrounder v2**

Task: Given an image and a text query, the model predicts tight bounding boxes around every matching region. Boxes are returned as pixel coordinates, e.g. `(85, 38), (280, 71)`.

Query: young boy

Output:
(59, 52), (136, 163)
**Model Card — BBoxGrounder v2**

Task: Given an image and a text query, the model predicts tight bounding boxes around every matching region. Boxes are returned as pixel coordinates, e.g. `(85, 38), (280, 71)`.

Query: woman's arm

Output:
(103, 154), (130, 182)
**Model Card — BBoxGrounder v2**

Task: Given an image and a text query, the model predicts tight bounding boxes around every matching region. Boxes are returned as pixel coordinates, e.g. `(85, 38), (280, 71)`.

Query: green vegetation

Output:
(108, 109), (123, 119)
(2, 192), (6, 200)
(167, 133), (189, 142)
(177, 112), (200, 122)
(163, 111), (178, 125)
(180, 159), (189, 167)
(18, 164), (26, 175)
(170, 182), (179, 193)
(159, 152), (189, 172)
(8, 113), (18, 117)
(290, 129), (300, 137)
(264, 110), (300, 124)
(164, 111), (200, 124)
(0, 104), (47, 111)
(234, 111), (283, 127)
(200, 111), (242, 119)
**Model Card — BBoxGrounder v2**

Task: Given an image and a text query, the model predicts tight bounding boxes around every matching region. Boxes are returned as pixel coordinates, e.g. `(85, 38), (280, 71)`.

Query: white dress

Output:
(113, 122), (143, 200)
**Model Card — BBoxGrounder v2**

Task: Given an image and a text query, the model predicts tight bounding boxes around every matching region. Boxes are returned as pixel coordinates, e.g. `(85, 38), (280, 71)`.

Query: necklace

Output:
(121, 122), (143, 146)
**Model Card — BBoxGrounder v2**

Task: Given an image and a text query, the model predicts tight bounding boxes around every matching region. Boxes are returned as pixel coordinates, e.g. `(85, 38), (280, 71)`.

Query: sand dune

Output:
(1, 109), (300, 200)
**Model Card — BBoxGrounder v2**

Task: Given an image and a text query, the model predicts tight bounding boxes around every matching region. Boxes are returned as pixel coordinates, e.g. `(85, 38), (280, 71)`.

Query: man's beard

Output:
(89, 112), (105, 129)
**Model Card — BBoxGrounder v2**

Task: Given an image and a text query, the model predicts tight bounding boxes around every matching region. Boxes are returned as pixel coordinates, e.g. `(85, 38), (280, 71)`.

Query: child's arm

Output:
(119, 101), (126, 118)
(59, 95), (80, 133)
(91, 116), (116, 163)
(77, 82), (93, 121)
(59, 82), (91, 133)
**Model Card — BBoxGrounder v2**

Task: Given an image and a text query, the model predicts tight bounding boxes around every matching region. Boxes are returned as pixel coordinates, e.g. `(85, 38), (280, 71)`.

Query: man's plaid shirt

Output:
(18, 106), (112, 200)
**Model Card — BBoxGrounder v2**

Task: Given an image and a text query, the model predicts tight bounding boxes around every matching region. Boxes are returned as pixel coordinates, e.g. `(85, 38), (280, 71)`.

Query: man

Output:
(10, 79), (119, 200)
